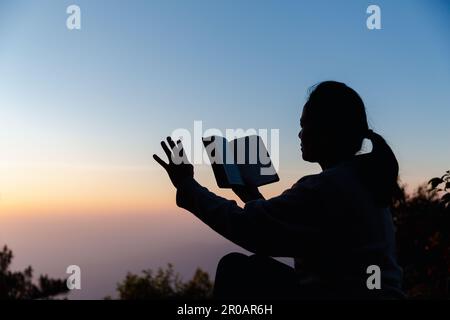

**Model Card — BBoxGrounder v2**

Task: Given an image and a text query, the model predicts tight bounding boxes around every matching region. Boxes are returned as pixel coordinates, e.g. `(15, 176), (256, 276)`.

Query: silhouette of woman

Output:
(153, 81), (404, 299)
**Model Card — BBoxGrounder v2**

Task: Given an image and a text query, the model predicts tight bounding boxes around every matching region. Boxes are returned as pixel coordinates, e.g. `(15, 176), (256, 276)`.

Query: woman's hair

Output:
(306, 81), (402, 207)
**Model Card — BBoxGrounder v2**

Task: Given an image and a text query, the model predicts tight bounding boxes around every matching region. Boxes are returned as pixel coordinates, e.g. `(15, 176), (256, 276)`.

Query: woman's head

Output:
(299, 81), (401, 207)
(299, 81), (368, 163)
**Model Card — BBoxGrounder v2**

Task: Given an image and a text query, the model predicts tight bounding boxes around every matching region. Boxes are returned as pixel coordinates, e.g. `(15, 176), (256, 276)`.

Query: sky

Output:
(0, 0), (449, 298)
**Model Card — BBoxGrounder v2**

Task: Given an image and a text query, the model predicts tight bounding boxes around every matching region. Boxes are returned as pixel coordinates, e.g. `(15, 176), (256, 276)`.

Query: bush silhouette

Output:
(393, 170), (450, 298)
(114, 263), (213, 300)
(0, 245), (69, 300)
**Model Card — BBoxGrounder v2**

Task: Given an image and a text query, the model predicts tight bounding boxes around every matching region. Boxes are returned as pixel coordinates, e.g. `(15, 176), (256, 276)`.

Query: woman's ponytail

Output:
(359, 129), (402, 207)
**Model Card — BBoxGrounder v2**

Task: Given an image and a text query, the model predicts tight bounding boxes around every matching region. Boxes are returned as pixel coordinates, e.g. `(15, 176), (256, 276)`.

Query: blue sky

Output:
(0, 0), (449, 202)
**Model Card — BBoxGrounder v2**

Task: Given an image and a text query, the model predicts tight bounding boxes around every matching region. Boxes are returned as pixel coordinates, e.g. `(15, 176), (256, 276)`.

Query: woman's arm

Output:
(176, 177), (321, 257)
(154, 136), (321, 257)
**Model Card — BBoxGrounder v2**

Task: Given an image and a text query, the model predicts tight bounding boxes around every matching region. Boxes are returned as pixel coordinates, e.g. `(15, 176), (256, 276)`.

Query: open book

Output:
(202, 135), (279, 188)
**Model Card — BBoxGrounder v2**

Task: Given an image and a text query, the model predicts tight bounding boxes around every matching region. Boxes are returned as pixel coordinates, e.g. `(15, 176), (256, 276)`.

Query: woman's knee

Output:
(214, 252), (251, 299)
(247, 254), (271, 264)
(216, 252), (249, 272)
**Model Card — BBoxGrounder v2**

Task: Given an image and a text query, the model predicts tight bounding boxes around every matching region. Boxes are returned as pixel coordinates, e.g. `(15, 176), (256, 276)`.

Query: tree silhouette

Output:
(428, 170), (450, 208)
(393, 170), (450, 298)
(0, 245), (69, 300)
(113, 263), (213, 300)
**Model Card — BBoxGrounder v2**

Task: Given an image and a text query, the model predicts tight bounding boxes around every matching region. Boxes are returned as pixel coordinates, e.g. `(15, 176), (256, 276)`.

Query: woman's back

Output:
(293, 159), (403, 298)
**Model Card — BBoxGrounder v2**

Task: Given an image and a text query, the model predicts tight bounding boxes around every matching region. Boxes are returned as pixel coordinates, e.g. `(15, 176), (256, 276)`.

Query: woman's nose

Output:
(298, 130), (303, 140)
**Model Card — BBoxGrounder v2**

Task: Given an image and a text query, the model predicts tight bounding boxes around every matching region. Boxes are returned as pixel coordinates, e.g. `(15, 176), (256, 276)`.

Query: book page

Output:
(234, 135), (279, 187)
(224, 139), (244, 185)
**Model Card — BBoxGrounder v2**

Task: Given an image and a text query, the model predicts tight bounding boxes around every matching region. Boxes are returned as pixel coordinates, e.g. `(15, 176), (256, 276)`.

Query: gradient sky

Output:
(1, 0), (450, 214)
(0, 0), (449, 298)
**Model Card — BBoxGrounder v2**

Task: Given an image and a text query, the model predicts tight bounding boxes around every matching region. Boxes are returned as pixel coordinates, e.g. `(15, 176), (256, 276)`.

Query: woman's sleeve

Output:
(175, 177), (323, 257)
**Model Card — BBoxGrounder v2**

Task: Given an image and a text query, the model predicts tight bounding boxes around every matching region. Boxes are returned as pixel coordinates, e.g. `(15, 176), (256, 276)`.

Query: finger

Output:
(168, 137), (182, 162)
(176, 140), (189, 161)
(171, 143), (185, 165)
(175, 139), (183, 156)
(153, 154), (169, 169)
(167, 136), (176, 149)
(161, 140), (172, 159)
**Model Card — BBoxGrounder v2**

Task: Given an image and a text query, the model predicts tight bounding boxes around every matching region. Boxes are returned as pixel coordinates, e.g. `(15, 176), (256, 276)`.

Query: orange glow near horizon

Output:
(0, 164), (174, 216)
(0, 159), (428, 217)
(0, 160), (299, 215)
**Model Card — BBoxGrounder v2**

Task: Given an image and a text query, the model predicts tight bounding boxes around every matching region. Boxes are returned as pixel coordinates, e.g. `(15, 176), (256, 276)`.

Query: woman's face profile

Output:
(298, 102), (339, 163)
(298, 102), (329, 163)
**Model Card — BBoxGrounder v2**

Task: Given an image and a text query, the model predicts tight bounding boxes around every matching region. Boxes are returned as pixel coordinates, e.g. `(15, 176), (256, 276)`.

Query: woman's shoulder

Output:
(294, 161), (360, 192)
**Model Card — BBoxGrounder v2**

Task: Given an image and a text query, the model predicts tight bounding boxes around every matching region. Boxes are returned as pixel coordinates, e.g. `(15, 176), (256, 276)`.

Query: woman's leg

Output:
(213, 252), (299, 300)
(213, 252), (252, 299)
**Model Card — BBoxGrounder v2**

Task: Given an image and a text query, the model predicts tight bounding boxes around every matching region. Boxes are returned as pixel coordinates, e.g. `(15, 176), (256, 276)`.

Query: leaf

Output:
(428, 177), (443, 190)
(441, 193), (450, 204)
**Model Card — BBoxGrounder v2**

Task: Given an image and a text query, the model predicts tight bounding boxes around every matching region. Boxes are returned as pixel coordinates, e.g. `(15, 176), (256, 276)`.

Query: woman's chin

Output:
(301, 151), (308, 161)
(301, 151), (313, 162)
